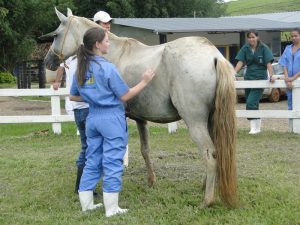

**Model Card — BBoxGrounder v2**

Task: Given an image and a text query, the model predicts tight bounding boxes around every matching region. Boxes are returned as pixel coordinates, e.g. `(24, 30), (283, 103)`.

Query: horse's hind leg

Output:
(188, 124), (217, 207)
(136, 119), (156, 186)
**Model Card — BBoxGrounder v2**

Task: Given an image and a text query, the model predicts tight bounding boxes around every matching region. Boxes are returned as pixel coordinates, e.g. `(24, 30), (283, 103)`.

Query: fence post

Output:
(51, 94), (62, 134)
(292, 81), (300, 134)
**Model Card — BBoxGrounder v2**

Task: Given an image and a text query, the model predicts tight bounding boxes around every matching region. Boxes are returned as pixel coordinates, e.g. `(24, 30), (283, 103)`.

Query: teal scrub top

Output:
(235, 42), (274, 80)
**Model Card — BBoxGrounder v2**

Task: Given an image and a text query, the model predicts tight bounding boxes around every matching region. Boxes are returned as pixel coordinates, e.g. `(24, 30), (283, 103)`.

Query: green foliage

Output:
(0, 0), (75, 72)
(0, 123), (299, 225)
(73, 0), (226, 19)
(131, 0), (226, 18)
(226, 0), (300, 16)
(107, 0), (135, 17)
(0, 72), (16, 84)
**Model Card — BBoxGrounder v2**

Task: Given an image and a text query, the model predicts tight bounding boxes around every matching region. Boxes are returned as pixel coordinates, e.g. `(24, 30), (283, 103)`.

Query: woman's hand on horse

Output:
(142, 69), (156, 84)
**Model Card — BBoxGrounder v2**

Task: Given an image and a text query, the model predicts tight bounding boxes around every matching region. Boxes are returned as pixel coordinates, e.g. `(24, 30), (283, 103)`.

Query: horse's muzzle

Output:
(44, 51), (61, 71)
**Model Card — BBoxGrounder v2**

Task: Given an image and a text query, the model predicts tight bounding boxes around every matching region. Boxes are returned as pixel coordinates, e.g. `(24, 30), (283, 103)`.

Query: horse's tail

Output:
(212, 57), (238, 207)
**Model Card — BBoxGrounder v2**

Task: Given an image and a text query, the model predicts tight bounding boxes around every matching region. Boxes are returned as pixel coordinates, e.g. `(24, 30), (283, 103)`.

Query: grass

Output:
(226, 0), (300, 16)
(19, 96), (51, 102)
(0, 123), (300, 225)
(0, 83), (17, 88)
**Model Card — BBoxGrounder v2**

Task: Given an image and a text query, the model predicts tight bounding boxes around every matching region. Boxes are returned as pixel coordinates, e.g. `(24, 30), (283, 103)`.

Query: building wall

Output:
(111, 25), (281, 63)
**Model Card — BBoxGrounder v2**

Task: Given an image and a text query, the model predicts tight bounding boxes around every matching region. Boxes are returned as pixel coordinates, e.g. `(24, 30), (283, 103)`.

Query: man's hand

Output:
(53, 82), (61, 90)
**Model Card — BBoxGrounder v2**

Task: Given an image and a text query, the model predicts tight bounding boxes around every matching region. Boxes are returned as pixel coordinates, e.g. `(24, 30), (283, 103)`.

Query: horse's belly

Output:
(126, 95), (180, 123)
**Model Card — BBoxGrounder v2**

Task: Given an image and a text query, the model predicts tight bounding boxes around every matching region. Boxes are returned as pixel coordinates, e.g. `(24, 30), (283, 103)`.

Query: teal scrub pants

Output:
(245, 88), (264, 120)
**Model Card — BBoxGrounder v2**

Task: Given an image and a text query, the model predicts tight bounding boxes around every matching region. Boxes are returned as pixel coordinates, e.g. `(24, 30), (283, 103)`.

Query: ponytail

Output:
(76, 44), (93, 86)
(76, 27), (107, 86)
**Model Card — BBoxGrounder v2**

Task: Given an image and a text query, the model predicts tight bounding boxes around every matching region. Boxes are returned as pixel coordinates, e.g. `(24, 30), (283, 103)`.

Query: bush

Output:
(0, 72), (16, 84)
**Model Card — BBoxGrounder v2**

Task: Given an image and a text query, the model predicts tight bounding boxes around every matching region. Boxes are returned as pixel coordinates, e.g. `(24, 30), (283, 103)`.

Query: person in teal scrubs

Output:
(235, 30), (275, 134)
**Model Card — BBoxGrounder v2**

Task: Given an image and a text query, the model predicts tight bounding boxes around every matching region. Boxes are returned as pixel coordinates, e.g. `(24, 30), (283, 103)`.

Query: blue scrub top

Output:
(70, 56), (129, 113)
(279, 44), (300, 77)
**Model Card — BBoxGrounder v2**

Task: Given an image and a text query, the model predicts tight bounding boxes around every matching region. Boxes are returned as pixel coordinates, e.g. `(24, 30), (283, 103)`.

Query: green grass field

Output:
(226, 0), (300, 15)
(1, 123), (299, 225)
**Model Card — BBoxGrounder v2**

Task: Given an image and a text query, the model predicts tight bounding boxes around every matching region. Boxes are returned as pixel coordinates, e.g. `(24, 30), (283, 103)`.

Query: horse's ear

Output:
(67, 8), (73, 17)
(39, 31), (56, 40)
(55, 7), (67, 22)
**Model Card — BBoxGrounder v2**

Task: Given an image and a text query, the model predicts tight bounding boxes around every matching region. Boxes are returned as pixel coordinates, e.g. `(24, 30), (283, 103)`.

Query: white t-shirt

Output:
(61, 57), (89, 113)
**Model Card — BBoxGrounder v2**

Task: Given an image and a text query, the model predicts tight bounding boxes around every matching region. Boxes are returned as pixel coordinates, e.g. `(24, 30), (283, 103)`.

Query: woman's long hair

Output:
(77, 27), (106, 86)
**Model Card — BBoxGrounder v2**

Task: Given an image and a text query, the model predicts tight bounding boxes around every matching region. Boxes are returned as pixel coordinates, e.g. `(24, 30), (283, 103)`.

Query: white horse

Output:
(41, 8), (238, 208)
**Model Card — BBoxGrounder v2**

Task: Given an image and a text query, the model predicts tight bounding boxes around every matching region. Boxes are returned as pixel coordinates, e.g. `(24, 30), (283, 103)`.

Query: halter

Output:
(50, 16), (75, 62)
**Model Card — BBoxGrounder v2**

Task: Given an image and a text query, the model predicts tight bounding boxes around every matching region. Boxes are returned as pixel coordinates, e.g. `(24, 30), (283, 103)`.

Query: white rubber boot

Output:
(256, 119), (261, 133)
(103, 192), (128, 217)
(249, 120), (257, 134)
(168, 122), (178, 133)
(123, 145), (129, 168)
(79, 191), (102, 212)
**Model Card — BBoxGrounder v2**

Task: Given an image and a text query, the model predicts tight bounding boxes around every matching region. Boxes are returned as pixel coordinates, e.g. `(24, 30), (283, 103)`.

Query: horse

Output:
(41, 8), (238, 208)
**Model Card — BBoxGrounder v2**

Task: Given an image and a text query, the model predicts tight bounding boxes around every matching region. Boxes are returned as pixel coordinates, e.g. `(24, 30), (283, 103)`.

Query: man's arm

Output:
(53, 66), (65, 90)
(69, 95), (82, 102)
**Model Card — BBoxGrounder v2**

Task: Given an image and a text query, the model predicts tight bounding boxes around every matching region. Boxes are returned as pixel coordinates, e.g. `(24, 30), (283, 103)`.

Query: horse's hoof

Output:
(148, 174), (156, 187)
(201, 199), (215, 208)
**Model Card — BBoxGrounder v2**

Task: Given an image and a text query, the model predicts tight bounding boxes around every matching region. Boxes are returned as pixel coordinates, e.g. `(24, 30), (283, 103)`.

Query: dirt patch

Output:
(0, 96), (290, 132)
(0, 97), (52, 116)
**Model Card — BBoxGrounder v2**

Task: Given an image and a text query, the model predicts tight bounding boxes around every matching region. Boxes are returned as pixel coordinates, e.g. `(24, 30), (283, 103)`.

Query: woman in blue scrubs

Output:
(279, 28), (300, 110)
(70, 27), (155, 217)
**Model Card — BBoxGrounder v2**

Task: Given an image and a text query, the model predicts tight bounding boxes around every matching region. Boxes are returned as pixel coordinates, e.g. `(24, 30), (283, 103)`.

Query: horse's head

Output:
(41, 8), (85, 70)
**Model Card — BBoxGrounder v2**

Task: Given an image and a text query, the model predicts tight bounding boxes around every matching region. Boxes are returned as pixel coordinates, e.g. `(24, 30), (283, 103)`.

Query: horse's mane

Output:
(75, 15), (148, 47)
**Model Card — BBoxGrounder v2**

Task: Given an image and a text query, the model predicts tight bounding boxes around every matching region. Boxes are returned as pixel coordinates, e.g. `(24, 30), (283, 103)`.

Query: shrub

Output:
(0, 72), (17, 84)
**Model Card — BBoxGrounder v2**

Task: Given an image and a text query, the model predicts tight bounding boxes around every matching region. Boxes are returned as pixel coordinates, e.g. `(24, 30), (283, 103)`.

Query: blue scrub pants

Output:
(79, 109), (128, 193)
(286, 89), (292, 110)
(74, 108), (89, 169)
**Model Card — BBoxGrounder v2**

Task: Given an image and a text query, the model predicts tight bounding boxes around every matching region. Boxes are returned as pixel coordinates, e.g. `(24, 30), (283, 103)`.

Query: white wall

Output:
(112, 25), (240, 46)
(112, 25), (281, 52)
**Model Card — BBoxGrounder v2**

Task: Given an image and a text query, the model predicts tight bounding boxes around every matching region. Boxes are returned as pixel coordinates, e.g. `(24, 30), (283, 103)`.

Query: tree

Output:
(0, 0), (74, 72)
(0, 0), (226, 72)
(72, 0), (226, 19)
(73, 0), (135, 18)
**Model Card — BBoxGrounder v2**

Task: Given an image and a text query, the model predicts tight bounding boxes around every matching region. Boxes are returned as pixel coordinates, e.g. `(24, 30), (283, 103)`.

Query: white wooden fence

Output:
(0, 88), (73, 133)
(1, 79), (300, 134)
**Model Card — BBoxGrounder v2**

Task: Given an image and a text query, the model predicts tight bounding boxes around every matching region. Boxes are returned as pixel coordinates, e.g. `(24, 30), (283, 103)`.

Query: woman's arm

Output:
(283, 67), (293, 89)
(120, 69), (155, 102)
(70, 95), (82, 102)
(267, 62), (275, 83)
(287, 71), (300, 82)
(234, 61), (244, 73)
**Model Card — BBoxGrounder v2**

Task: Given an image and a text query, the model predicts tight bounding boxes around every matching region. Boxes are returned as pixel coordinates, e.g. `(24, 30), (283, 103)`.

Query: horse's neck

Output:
(77, 17), (127, 54)
(76, 17), (146, 64)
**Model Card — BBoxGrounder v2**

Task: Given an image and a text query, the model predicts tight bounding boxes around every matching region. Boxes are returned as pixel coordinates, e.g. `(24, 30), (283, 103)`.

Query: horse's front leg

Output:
(135, 119), (156, 186)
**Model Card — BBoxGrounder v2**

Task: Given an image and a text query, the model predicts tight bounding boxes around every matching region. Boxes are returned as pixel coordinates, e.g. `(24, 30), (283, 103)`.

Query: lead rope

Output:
(50, 16), (75, 63)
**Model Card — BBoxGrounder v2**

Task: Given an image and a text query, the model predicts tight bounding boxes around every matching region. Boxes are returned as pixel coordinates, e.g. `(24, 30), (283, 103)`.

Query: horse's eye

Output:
(53, 33), (57, 38)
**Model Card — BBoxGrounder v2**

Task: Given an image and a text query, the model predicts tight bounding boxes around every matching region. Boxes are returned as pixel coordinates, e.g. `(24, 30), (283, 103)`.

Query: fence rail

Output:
(1, 79), (300, 134)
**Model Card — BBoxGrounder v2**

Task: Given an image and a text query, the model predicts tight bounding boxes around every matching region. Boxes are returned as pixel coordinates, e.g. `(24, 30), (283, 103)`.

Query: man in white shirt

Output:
(53, 56), (90, 194)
